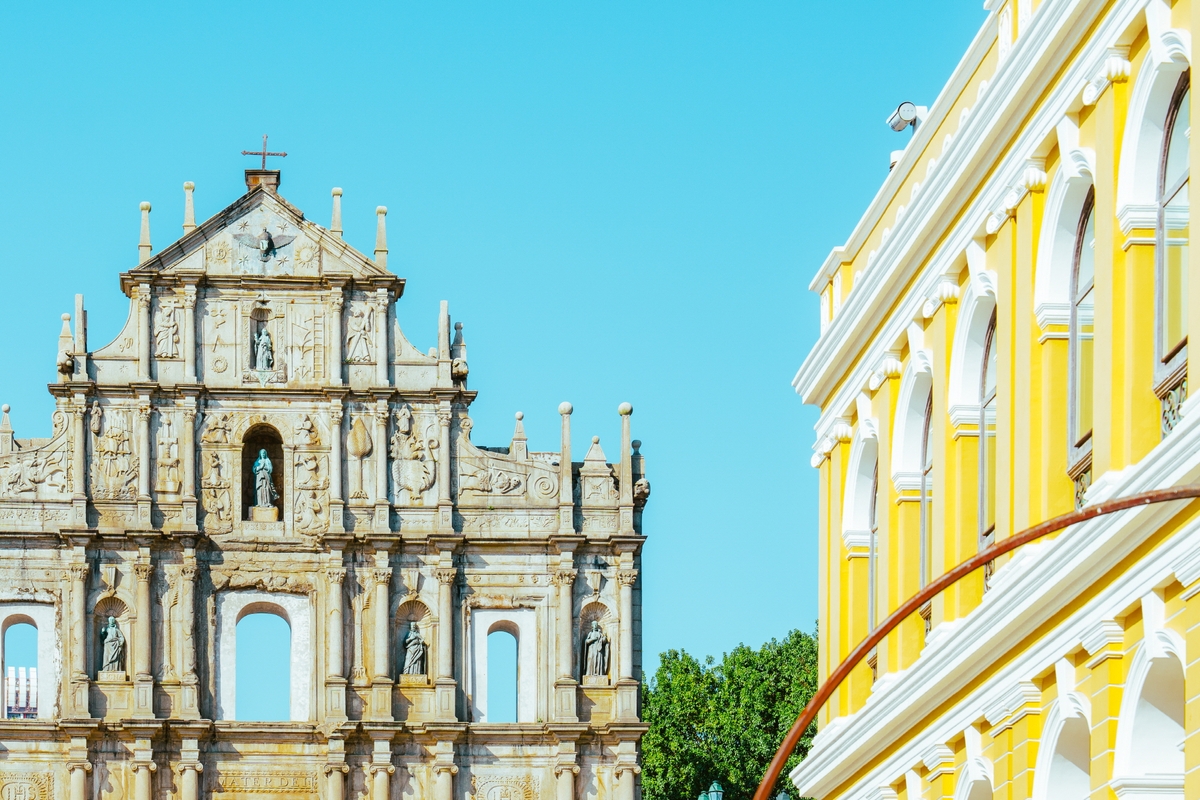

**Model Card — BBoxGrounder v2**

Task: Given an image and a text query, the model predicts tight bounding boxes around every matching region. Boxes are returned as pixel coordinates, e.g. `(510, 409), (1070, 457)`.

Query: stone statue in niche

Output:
(100, 616), (126, 673)
(345, 306), (373, 363)
(582, 621), (609, 678)
(390, 406), (437, 503)
(402, 624), (427, 676)
(253, 450), (276, 507)
(254, 326), (274, 370)
(155, 298), (180, 358)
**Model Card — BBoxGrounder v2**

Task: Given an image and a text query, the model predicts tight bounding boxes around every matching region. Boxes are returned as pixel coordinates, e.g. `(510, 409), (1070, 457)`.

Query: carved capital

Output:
(137, 294), (151, 311)
(324, 763), (350, 776)
(180, 564), (198, 581)
(182, 407), (197, 422)
(372, 568), (393, 586)
(330, 291), (345, 311)
(330, 406), (344, 425)
(552, 570), (576, 587)
(131, 761), (157, 774)
(68, 761), (93, 774)
(181, 293), (197, 311)
(137, 403), (151, 422)
(436, 411), (452, 427)
(616, 570), (638, 587)
(614, 765), (641, 778)
(434, 568), (457, 585)
(369, 764), (397, 775)
(433, 764), (459, 776)
(176, 762), (203, 775)
(69, 563), (89, 582)
(326, 567), (347, 586)
(554, 765), (581, 778)
(133, 563), (153, 582)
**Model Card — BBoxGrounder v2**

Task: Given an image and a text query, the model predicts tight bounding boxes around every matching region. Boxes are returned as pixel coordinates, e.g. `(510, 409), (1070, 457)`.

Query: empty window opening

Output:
(4, 622), (37, 719)
(486, 629), (518, 723)
(235, 612), (290, 721)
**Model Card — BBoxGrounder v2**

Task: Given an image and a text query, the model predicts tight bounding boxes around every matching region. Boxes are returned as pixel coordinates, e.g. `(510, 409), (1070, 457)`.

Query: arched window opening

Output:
(1068, 187), (1096, 504)
(979, 310), (998, 546)
(3, 622), (37, 719)
(241, 424), (284, 521)
(867, 463), (880, 630)
(1129, 656), (1185, 775)
(1046, 716), (1090, 799)
(235, 612), (290, 721)
(1158, 70), (1191, 433)
(486, 628), (518, 723)
(918, 391), (934, 588)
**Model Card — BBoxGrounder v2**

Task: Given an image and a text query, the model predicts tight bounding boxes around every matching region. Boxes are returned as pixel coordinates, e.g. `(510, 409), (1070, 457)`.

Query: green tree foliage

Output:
(641, 628), (818, 800)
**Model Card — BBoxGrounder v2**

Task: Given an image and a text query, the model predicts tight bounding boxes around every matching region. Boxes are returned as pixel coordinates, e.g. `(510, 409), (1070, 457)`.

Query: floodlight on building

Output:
(888, 102), (919, 131)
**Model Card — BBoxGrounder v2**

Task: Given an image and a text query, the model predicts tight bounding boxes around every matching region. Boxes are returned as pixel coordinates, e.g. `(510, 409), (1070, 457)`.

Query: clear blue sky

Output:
(0, 2), (986, 711)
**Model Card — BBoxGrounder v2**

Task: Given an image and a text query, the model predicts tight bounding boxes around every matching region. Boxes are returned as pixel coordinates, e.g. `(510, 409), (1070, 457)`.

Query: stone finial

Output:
(559, 402), (573, 416)
(511, 412), (528, 460)
(182, 182), (196, 234)
(374, 206), (388, 268)
(138, 201), (152, 263)
(331, 188), (344, 238)
(618, 402), (632, 416)
(618, 403), (634, 514)
(0, 404), (12, 455)
(57, 313), (74, 379)
(438, 301), (451, 362)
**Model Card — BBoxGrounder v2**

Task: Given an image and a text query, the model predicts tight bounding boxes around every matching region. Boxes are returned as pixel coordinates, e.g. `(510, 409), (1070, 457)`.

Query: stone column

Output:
(617, 570), (637, 681)
(615, 765), (640, 800)
(183, 286), (197, 382)
(181, 406), (197, 530)
(371, 764), (395, 800)
(555, 570), (575, 680)
(374, 291), (389, 387)
(137, 403), (151, 500)
(555, 765), (579, 800)
(68, 762), (91, 800)
(435, 565), (457, 720)
(71, 402), (86, 499)
(325, 764), (349, 800)
(434, 764), (458, 800)
(179, 764), (202, 800)
(373, 402), (390, 533)
(329, 400), (344, 531)
(436, 407), (452, 531)
(69, 562), (88, 680)
(372, 567), (392, 680)
(330, 288), (344, 386)
(327, 567), (346, 679)
(137, 287), (151, 380)
(180, 556), (199, 717)
(558, 403), (573, 534)
(618, 403), (634, 535)
(134, 561), (153, 680)
(132, 761), (156, 800)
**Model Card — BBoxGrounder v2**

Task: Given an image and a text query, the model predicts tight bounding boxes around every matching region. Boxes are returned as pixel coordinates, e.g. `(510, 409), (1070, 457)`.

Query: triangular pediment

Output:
(121, 185), (400, 294)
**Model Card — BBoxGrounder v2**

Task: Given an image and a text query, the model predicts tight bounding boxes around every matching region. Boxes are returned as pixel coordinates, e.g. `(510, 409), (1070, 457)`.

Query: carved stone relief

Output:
(345, 303), (373, 363)
(347, 417), (372, 500)
(293, 452), (329, 534)
(287, 306), (324, 383)
(201, 452), (233, 533)
(0, 771), (53, 800)
(90, 406), (137, 500)
(454, 418), (558, 507)
(155, 415), (181, 495)
(155, 297), (180, 359)
(471, 774), (540, 800)
(390, 405), (436, 505)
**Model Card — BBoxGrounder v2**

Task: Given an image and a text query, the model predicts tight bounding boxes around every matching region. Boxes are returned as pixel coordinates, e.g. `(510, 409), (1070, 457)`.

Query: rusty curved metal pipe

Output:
(753, 483), (1200, 800)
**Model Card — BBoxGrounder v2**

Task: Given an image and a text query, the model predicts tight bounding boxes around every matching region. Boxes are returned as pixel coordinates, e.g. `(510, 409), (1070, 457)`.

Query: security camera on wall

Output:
(887, 102), (926, 132)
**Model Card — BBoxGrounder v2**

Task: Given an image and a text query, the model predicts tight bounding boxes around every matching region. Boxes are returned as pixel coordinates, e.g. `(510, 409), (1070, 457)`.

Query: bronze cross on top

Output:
(241, 134), (287, 169)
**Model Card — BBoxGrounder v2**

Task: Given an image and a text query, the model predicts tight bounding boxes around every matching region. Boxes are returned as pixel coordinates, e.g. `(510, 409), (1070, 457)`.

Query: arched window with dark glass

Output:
(1069, 187), (1096, 504)
(1158, 70), (1190, 433)
(918, 391), (934, 588)
(979, 310), (998, 545)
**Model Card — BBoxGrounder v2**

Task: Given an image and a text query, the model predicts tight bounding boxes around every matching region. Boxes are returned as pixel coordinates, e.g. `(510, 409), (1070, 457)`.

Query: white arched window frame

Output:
(215, 591), (313, 721)
(1068, 187), (1096, 481)
(1031, 692), (1093, 800)
(919, 391), (935, 588)
(890, 352), (934, 592)
(1112, 629), (1185, 799)
(1156, 71), (1191, 431)
(841, 422), (879, 626)
(979, 310), (998, 546)
(469, 608), (537, 723)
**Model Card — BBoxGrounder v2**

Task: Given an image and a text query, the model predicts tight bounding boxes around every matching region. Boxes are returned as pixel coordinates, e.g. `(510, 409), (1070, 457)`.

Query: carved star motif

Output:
(237, 254), (252, 269)
(238, 221), (250, 232)
(277, 223), (289, 234)
(277, 255), (291, 268)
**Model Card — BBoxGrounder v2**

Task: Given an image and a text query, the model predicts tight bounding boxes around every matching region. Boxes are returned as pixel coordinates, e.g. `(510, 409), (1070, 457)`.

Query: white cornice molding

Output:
(1080, 619), (1124, 654)
(791, 396), (1200, 798)
(793, 0), (1148, 431)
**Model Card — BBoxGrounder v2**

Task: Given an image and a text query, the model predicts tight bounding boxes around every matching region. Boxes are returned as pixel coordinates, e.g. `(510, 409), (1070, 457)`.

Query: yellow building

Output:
(791, 1), (1198, 798)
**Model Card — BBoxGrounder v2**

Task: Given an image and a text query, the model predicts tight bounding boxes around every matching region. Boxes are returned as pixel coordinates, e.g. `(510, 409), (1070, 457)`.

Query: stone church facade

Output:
(0, 168), (648, 800)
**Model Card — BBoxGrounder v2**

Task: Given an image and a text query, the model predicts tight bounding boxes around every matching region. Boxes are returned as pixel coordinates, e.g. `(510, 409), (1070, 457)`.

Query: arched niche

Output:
(842, 421), (879, 552)
(1032, 693), (1092, 800)
(1112, 630), (1185, 797)
(241, 423), (284, 521)
(469, 608), (536, 723)
(955, 757), (993, 800)
(578, 601), (614, 682)
(0, 603), (58, 720)
(395, 599), (433, 679)
(92, 596), (131, 680)
(215, 591), (313, 721)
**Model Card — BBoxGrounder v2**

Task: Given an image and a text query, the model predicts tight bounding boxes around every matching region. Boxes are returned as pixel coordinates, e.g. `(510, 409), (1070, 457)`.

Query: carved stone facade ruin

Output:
(0, 169), (648, 800)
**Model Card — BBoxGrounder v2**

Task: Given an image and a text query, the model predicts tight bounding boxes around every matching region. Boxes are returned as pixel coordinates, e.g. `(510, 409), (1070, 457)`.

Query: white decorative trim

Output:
(1109, 775), (1185, 799)
(1080, 619), (1123, 655)
(1083, 466), (1135, 505)
(983, 680), (1040, 730)
(890, 352), (933, 488)
(1112, 627), (1186, 781)
(921, 743), (954, 777)
(948, 270), (998, 412)
(1030, 692), (1092, 800)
